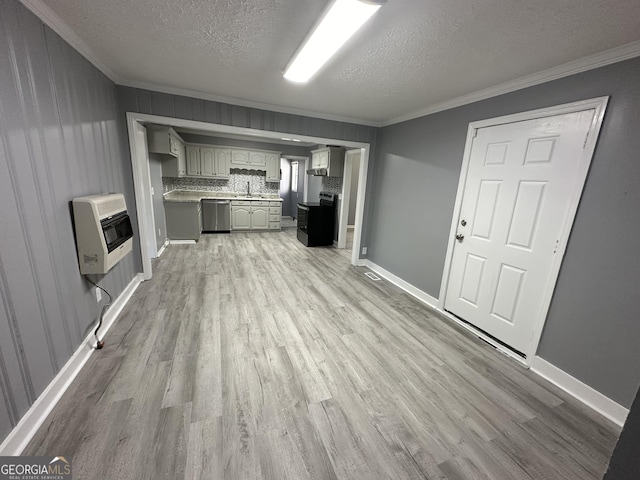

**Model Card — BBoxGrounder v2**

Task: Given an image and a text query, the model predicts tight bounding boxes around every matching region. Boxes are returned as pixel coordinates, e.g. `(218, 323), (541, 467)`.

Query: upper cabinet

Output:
(148, 126), (187, 177)
(265, 153), (280, 182)
(187, 146), (230, 179)
(249, 151), (267, 167)
(160, 138), (279, 180)
(186, 146), (201, 176)
(311, 146), (344, 177)
(230, 150), (249, 166)
(147, 126), (182, 157)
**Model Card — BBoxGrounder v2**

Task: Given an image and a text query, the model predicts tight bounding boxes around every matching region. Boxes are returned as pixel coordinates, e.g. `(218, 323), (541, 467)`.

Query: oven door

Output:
(297, 204), (309, 233)
(101, 212), (133, 253)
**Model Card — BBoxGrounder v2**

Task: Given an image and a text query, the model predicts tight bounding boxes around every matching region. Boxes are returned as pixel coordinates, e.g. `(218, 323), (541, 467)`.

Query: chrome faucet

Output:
(247, 181), (251, 197)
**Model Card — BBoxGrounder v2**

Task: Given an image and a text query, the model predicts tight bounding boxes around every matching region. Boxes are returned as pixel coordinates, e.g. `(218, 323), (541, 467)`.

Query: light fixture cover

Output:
(284, 0), (382, 83)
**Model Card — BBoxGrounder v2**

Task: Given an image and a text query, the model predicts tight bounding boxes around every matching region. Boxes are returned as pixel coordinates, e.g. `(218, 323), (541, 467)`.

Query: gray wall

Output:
(604, 385), (640, 479)
(0, 0), (139, 443)
(148, 153), (167, 251)
(368, 56), (640, 407)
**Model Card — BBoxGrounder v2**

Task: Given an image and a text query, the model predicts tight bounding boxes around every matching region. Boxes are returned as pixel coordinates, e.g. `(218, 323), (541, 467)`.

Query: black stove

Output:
(297, 192), (337, 247)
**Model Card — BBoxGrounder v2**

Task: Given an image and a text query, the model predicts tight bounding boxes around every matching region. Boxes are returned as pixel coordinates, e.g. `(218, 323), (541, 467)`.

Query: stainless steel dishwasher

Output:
(201, 199), (231, 233)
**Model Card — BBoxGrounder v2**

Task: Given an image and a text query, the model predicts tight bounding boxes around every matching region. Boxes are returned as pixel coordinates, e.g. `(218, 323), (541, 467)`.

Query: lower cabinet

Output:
(165, 201), (201, 241)
(231, 200), (281, 230)
(231, 205), (251, 230)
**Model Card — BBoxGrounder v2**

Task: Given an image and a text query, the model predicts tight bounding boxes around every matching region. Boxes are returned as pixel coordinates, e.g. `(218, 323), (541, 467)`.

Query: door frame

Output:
(338, 149), (362, 249)
(438, 96), (609, 362)
(126, 112), (371, 279)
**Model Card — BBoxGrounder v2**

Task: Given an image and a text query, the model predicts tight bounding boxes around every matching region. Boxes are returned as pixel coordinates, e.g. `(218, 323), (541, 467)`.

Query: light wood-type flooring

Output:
(25, 228), (620, 479)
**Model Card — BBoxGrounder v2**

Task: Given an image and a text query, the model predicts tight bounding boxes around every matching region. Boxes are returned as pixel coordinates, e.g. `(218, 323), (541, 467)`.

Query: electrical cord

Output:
(84, 276), (112, 350)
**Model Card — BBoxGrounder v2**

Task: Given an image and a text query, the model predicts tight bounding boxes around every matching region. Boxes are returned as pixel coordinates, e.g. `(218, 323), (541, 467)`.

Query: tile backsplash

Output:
(322, 176), (343, 195)
(163, 169), (279, 195)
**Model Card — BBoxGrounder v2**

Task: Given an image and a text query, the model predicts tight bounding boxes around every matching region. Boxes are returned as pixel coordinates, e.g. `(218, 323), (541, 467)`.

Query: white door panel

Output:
(445, 109), (594, 354)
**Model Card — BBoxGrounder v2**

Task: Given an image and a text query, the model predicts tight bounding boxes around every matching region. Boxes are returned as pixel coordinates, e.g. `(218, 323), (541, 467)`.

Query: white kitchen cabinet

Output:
(231, 200), (279, 230)
(162, 142), (186, 177)
(200, 147), (216, 177)
(214, 148), (231, 179)
(265, 153), (280, 182)
(311, 149), (329, 169)
(310, 146), (344, 176)
(147, 126), (182, 157)
(231, 205), (251, 230)
(186, 146), (201, 176)
(251, 206), (269, 230)
(230, 150), (249, 166)
(249, 151), (267, 167)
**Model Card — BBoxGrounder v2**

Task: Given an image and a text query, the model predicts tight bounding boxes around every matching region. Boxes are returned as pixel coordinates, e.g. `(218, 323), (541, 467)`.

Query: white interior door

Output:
(444, 109), (595, 354)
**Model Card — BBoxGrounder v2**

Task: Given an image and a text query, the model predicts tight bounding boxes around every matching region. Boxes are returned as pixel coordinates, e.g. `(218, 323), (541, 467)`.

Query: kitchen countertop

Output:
(163, 190), (283, 203)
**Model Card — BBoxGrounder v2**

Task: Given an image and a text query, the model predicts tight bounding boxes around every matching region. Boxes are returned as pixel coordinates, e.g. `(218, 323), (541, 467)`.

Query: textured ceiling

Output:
(40, 0), (640, 124)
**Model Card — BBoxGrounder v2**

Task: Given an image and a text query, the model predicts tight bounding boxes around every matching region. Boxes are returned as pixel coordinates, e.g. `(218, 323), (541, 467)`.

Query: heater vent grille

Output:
(364, 271), (381, 281)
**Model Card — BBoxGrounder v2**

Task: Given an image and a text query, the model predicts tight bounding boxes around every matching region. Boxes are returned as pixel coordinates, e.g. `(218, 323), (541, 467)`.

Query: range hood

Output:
(306, 168), (328, 176)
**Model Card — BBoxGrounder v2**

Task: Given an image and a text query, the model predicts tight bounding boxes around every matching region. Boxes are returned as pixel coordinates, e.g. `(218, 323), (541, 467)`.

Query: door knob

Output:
(455, 234), (464, 242)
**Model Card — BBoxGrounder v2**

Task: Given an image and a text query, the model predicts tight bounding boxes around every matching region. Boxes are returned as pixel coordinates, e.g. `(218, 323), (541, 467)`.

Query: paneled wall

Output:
(0, 0), (139, 442)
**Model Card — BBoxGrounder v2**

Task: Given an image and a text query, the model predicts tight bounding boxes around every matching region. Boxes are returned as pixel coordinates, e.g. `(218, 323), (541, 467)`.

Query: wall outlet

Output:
(362, 246), (367, 255)
(95, 287), (102, 302)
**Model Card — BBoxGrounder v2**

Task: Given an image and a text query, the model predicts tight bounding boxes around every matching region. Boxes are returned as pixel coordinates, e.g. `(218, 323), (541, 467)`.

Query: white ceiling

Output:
(35, 0), (640, 125)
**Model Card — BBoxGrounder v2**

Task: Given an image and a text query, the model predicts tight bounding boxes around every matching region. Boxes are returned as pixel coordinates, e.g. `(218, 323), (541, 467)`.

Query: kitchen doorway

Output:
(126, 113), (371, 279)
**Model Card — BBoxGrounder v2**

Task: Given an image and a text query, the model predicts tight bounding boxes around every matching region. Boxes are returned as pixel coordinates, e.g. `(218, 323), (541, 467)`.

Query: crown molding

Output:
(117, 78), (381, 127)
(381, 40), (640, 127)
(19, 0), (119, 82)
(20, 0), (640, 129)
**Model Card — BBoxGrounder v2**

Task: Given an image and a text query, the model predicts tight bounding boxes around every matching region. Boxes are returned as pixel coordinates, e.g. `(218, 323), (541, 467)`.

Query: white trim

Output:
(156, 239), (169, 257)
(332, 240), (339, 248)
(126, 119), (154, 280)
(168, 240), (196, 245)
(118, 78), (379, 127)
(0, 273), (144, 456)
(531, 357), (629, 427)
(382, 40), (640, 126)
(438, 97), (609, 362)
(338, 150), (359, 249)
(350, 146), (369, 266)
(126, 112), (371, 278)
(362, 260), (439, 307)
(18, 0), (118, 82)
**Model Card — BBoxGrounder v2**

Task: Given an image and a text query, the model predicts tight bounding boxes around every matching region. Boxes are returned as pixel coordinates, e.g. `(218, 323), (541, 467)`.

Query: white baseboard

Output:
(332, 240), (339, 248)
(530, 357), (629, 427)
(361, 260), (439, 307)
(156, 240), (169, 257)
(169, 240), (196, 245)
(0, 273), (144, 455)
(360, 260), (627, 426)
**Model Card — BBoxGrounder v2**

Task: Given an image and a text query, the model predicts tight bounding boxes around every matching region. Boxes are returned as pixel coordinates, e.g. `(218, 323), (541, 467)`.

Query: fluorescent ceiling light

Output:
(284, 0), (383, 83)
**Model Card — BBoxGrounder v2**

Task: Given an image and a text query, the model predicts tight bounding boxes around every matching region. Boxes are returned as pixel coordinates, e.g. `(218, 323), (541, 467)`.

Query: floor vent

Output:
(364, 271), (381, 281)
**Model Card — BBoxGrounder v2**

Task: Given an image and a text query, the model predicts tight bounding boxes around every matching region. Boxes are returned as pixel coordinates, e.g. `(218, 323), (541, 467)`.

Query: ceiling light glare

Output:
(284, 0), (383, 83)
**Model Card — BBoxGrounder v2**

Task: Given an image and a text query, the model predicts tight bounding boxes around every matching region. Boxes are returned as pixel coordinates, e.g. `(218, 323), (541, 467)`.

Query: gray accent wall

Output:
(368, 56), (640, 407)
(0, 0), (139, 442)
